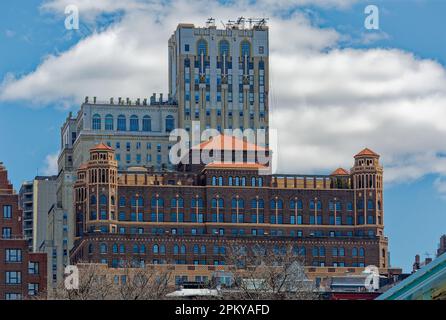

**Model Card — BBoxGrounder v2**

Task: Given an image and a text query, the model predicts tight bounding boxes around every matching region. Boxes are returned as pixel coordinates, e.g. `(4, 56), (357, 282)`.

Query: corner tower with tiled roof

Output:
(351, 148), (386, 269)
(74, 143), (118, 237)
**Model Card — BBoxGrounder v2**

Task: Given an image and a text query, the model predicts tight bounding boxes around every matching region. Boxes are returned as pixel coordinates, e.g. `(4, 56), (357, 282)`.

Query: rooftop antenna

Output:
(236, 17), (245, 29)
(206, 17), (215, 27)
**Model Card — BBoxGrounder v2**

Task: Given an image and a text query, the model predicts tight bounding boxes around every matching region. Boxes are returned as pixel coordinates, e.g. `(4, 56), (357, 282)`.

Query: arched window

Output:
(258, 177), (263, 187)
(193, 244), (199, 254)
(90, 195), (97, 205)
(197, 39), (207, 56)
(359, 247), (365, 257)
(171, 197), (184, 208)
(332, 247), (338, 257)
(201, 245), (206, 254)
(367, 199), (374, 210)
(235, 177), (240, 186)
(153, 244), (159, 254)
(165, 115), (174, 133)
(133, 244), (139, 254)
(119, 244), (125, 254)
(88, 243), (93, 254)
(231, 198), (244, 208)
(270, 199), (283, 209)
(92, 114), (101, 130)
(117, 115), (126, 131)
(130, 115), (139, 131)
(319, 246), (325, 257)
(119, 196), (126, 207)
(251, 177), (256, 186)
(105, 114), (114, 130)
(212, 176), (217, 186)
(241, 40), (251, 57)
(142, 115), (151, 132)
(347, 202), (353, 211)
(112, 243), (118, 254)
(241, 177), (246, 186)
(173, 244), (179, 255)
(180, 244), (186, 254)
(100, 243), (107, 254)
(310, 200), (322, 210)
(160, 245), (166, 254)
(111, 196), (115, 205)
(100, 195), (107, 205)
(312, 246), (318, 257)
(211, 198), (218, 208)
(140, 244), (146, 254)
(191, 197), (204, 208)
(218, 176), (223, 186)
(151, 197), (164, 207)
(352, 247), (358, 257)
(219, 40), (230, 56)
(339, 247), (345, 257)
(228, 176), (233, 186)
(377, 200), (382, 211)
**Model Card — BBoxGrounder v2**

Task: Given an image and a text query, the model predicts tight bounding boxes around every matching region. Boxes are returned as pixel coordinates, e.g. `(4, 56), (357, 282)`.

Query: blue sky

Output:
(1, 0), (446, 272)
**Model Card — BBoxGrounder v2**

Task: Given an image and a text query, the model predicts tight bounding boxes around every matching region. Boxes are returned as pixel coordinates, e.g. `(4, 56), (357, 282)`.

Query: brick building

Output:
(70, 136), (389, 280)
(0, 163), (47, 300)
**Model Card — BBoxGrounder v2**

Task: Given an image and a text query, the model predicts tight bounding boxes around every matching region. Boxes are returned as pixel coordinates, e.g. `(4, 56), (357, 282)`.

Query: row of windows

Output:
(211, 176), (264, 187)
(110, 211), (376, 226)
(92, 242), (365, 258)
(101, 195), (380, 212)
(193, 39), (253, 58)
(92, 114), (175, 132)
(88, 225), (377, 240)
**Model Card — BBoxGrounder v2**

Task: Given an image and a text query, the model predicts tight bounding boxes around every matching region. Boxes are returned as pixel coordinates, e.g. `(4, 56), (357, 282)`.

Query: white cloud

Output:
(41, 152), (59, 175)
(2, 0), (446, 195)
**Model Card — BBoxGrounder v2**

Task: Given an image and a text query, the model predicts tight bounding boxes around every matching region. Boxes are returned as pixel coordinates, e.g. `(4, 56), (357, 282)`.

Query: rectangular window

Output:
(28, 283), (39, 296)
(3, 205), (12, 219)
(5, 293), (22, 300)
(28, 262), (39, 275)
(2, 227), (12, 239)
(6, 271), (21, 284)
(5, 249), (22, 262)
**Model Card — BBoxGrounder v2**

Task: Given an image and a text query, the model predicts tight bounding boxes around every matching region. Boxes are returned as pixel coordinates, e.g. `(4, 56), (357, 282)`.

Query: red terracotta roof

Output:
(355, 148), (379, 158)
(331, 168), (350, 176)
(205, 162), (268, 170)
(78, 163), (88, 170)
(192, 134), (268, 152)
(91, 142), (113, 151)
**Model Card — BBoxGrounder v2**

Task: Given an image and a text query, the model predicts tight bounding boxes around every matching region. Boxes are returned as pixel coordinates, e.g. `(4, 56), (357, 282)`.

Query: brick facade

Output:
(0, 163), (47, 300)
(70, 139), (388, 278)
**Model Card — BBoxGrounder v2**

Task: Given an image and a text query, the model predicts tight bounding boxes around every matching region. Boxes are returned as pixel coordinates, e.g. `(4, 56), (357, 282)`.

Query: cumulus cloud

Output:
(41, 152), (59, 175)
(2, 0), (446, 195)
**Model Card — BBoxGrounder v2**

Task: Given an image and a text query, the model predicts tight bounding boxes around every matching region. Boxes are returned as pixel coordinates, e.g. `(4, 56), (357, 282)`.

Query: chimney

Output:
(110, 97), (114, 104)
(425, 257), (432, 265)
(118, 97), (122, 104)
(126, 97), (130, 105)
(93, 96), (97, 104)
(150, 93), (156, 105)
(85, 96), (89, 103)
(136, 98), (140, 105)
(143, 98), (147, 106)
(159, 93), (163, 103)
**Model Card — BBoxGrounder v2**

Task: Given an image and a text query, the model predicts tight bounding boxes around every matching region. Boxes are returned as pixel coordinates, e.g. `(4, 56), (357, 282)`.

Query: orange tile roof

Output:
(78, 163), (88, 170)
(355, 148), (379, 158)
(91, 142), (113, 151)
(192, 134), (268, 152)
(205, 162), (268, 170)
(330, 168), (350, 176)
